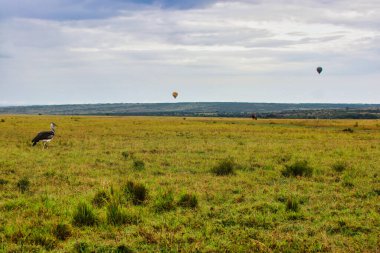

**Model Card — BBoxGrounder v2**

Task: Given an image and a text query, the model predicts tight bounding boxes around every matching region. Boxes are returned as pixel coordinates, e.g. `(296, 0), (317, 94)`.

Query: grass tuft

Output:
(17, 177), (30, 193)
(106, 202), (127, 225)
(332, 161), (348, 172)
(92, 190), (110, 208)
(107, 202), (140, 226)
(121, 151), (130, 159)
(177, 193), (198, 209)
(116, 245), (134, 253)
(133, 159), (145, 170)
(211, 157), (236, 176)
(342, 128), (354, 133)
(53, 223), (72, 241)
(154, 191), (176, 212)
(74, 241), (89, 253)
(282, 160), (313, 177)
(342, 174), (354, 188)
(72, 202), (97, 227)
(29, 232), (57, 250)
(285, 196), (300, 212)
(0, 178), (9, 185)
(123, 181), (148, 205)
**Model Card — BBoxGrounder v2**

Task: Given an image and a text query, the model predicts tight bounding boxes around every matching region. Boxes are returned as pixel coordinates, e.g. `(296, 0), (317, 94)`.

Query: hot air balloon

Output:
(316, 66), (323, 74)
(172, 92), (178, 99)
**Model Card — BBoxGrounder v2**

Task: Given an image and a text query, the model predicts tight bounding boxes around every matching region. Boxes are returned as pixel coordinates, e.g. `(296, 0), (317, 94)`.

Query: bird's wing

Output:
(32, 131), (54, 142)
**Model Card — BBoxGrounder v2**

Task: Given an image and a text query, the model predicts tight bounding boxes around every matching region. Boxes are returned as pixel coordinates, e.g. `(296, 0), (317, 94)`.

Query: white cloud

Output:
(0, 0), (379, 104)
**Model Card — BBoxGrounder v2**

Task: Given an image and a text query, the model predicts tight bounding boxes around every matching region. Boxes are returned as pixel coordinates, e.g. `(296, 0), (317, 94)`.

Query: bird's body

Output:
(32, 123), (57, 148)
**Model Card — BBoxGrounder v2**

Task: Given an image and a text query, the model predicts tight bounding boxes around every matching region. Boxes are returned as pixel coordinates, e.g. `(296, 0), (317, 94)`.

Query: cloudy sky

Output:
(0, 0), (379, 105)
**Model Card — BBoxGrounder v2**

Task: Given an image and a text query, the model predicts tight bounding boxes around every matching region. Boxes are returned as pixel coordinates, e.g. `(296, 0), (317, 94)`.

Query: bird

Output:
(32, 122), (57, 148)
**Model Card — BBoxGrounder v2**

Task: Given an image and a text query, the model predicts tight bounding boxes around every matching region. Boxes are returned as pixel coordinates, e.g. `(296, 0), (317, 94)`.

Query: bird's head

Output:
(50, 122), (57, 129)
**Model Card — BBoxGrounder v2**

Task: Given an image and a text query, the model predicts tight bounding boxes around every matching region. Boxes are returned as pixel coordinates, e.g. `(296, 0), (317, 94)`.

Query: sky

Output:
(0, 0), (379, 105)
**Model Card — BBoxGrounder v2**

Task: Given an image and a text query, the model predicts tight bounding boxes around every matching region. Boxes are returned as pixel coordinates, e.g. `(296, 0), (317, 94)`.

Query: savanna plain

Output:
(0, 115), (379, 252)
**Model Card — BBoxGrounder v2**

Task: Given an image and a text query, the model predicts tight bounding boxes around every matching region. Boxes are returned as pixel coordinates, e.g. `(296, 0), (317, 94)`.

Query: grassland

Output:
(0, 115), (379, 252)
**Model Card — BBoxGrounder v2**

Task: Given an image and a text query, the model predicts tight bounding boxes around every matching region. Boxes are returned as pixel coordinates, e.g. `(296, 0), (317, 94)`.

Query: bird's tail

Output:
(32, 141), (37, 146)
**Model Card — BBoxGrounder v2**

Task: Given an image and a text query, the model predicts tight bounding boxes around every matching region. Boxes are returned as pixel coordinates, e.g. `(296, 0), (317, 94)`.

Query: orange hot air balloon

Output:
(172, 92), (178, 99)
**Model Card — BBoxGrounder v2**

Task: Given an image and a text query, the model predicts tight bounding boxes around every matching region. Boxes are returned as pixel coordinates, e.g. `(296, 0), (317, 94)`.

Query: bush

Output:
(72, 202), (97, 227)
(211, 158), (236, 176)
(107, 202), (128, 225)
(0, 119), (4, 123)
(332, 161), (348, 172)
(342, 128), (354, 133)
(123, 181), (148, 205)
(17, 177), (30, 193)
(286, 196), (300, 212)
(133, 160), (145, 170)
(154, 191), (176, 212)
(178, 193), (198, 209)
(53, 223), (72, 241)
(92, 190), (110, 208)
(282, 160), (313, 177)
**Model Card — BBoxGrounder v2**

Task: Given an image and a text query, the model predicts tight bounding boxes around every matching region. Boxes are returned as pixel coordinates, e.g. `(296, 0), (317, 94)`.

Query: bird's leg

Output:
(43, 142), (47, 149)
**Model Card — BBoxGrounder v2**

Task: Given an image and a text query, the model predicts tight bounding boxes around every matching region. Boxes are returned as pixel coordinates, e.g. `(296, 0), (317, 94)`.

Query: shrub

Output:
(282, 160), (313, 177)
(72, 202), (97, 227)
(0, 119), (4, 123)
(154, 191), (176, 212)
(178, 193), (198, 209)
(342, 128), (354, 133)
(17, 177), (30, 193)
(92, 190), (110, 208)
(53, 223), (72, 241)
(133, 160), (145, 170)
(211, 158), (236, 176)
(107, 202), (128, 225)
(286, 196), (300, 212)
(332, 161), (348, 172)
(123, 181), (148, 205)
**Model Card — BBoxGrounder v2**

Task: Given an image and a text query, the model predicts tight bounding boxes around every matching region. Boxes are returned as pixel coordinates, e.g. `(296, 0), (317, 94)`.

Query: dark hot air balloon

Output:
(316, 66), (323, 74)
(172, 92), (178, 99)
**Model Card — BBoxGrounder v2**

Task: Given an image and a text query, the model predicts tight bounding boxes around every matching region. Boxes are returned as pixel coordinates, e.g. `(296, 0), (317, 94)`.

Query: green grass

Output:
(0, 116), (379, 252)
(92, 189), (111, 207)
(72, 202), (97, 227)
(211, 157), (236, 176)
(123, 181), (148, 205)
(281, 160), (313, 177)
(177, 193), (198, 209)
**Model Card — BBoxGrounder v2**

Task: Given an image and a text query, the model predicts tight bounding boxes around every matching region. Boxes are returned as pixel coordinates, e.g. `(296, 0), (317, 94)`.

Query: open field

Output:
(0, 115), (379, 252)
